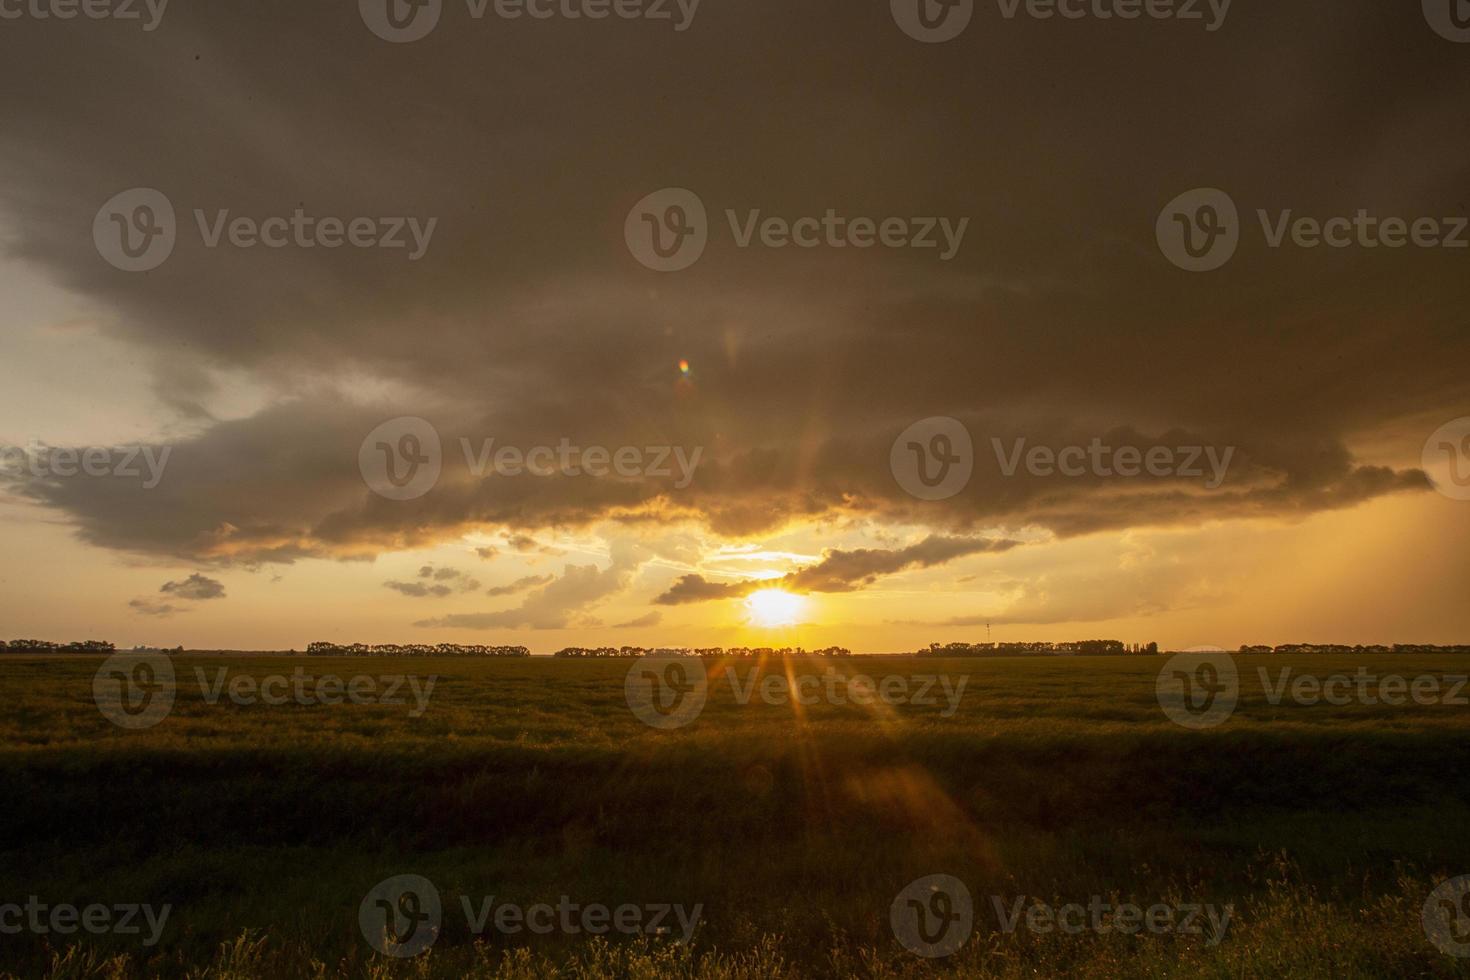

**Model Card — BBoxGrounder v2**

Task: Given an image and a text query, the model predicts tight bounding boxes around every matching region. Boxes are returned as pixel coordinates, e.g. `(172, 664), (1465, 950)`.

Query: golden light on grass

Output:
(744, 588), (808, 628)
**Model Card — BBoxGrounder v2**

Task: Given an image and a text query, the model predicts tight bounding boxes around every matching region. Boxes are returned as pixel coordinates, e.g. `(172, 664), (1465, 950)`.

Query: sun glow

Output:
(744, 588), (808, 628)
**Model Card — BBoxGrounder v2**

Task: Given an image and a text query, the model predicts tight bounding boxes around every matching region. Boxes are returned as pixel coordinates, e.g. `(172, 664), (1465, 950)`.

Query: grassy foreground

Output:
(1, 654), (1469, 978)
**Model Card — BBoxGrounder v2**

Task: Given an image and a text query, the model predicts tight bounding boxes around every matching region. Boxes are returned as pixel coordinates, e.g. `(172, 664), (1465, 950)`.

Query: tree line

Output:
(916, 640), (1154, 657)
(2, 639), (116, 652)
(305, 642), (530, 656)
(553, 646), (853, 658)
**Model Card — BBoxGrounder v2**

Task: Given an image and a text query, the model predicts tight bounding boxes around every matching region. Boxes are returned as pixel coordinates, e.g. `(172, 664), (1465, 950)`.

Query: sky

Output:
(1, 0), (1468, 652)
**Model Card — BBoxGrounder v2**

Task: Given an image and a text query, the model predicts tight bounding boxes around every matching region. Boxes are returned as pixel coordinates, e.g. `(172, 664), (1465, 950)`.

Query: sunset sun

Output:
(744, 589), (808, 628)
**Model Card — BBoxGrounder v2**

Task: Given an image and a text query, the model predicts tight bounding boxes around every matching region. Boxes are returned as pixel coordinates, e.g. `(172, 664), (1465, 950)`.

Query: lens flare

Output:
(744, 588), (807, 628)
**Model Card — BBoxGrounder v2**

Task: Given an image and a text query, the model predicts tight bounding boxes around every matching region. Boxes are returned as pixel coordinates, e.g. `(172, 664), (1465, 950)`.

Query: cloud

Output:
(0, 2), (1457, 570)
(384, 581), (452, 598)
(614, 611), (663, 629)
(784, 535), (1019, 593)
(128, 598), (185, 617)
(129, 572), (226, 616)
(385, 565), (480, 597)
(417, 542), (646, 630)
(655, 535), (1018, 605)
(159, 573), (226, 600)
(484, 574), (554, 597)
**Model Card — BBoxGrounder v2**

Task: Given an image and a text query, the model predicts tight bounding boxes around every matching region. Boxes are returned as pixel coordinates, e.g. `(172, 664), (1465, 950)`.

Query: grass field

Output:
(2, 653), (1469, 978)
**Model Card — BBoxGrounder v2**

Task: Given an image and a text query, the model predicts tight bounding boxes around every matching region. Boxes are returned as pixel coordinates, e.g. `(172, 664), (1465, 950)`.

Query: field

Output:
(1, 653), (1469, 978)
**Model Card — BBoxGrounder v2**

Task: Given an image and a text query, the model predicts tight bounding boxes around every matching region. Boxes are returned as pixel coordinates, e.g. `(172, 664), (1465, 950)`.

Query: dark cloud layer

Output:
(1, 0), (1461, 563)
(657, 535), (1019, 604)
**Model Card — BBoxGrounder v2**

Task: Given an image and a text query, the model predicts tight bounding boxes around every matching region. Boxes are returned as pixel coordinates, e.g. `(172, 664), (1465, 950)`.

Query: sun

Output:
(744, 588), (808, 628)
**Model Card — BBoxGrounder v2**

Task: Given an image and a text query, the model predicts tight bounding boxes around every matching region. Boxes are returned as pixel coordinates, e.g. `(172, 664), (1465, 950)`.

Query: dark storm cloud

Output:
(656, 535), (1020, 604)
(0, 0), (1461, 561)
